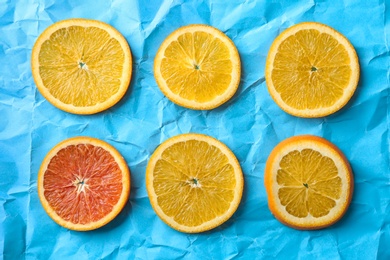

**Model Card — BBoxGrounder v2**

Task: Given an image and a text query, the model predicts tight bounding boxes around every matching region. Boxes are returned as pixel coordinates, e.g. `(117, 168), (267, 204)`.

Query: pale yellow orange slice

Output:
(146, 133), (243, 233)
(154, 25), (241, 110)
(31, 19), (132, 114)
(265, 22), (359, 117)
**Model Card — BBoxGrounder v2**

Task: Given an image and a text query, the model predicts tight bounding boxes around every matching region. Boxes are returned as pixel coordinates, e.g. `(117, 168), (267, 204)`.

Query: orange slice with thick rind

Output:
(264, 135), (353, 229)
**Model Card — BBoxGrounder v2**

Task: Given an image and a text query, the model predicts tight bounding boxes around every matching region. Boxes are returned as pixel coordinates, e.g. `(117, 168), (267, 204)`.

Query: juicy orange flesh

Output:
(276, 148), (342, 218)
(153, 140), (236, 227)
(43, 144), (123, 224)
(160, 31), (233, 103)
(271, 29), (352, 109)
(38, 26), (124, 106)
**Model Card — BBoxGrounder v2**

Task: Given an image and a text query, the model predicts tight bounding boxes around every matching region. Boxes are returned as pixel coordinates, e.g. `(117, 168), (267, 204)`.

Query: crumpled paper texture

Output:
(1, 0), (389, 259)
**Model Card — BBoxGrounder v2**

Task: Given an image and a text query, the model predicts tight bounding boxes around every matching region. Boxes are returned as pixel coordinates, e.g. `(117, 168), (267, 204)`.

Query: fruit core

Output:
(78, 61), (88, 70)
(73, 176), (89, 194)
(188, 177), (201, 188)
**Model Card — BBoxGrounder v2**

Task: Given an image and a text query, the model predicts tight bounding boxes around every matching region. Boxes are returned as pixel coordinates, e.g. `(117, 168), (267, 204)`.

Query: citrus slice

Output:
(154, 24), (241, 110)
(38, 137), (130, 231)
(264, 135), (353, 230)
(146, 133), (244, 233)
(265, 22), (359, 117)
(31, 19), (132, 114)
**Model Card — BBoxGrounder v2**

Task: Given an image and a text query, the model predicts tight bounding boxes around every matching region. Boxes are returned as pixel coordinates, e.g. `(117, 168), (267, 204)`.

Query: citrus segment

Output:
(265, 135), (353, 229)
(31, 19), (132, 114)
(265, 22), (359, 117)
(154, 25), (241, 110)
(38, 137), (130, 231)
(146, 134), (243, 233)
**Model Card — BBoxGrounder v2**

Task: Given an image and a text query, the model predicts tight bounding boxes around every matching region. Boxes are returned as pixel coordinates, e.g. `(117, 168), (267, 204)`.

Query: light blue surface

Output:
(1, 0), (389, 259)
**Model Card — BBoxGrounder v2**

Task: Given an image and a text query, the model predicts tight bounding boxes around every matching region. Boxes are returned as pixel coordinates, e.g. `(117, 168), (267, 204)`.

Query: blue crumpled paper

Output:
(1, 0), (389, 259)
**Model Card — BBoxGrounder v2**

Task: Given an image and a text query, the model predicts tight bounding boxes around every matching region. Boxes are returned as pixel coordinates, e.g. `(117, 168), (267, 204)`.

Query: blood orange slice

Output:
(38, 137), (130, 231)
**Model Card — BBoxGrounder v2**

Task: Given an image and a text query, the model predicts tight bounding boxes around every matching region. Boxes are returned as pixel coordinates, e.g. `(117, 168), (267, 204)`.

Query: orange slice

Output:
(265, 22), (359, 117)
(38, 137), (130, 231)
(31, 19), (132, 114)
(154, 24), (241, 110)
(146, 133), (243, 233)
(264, 135), (353, 229)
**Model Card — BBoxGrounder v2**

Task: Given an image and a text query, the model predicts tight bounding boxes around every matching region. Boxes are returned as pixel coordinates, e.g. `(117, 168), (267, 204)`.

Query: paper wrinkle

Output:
(139, 0), (175, 39)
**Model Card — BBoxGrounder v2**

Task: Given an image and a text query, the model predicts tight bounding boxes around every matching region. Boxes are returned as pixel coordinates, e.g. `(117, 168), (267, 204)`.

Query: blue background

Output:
(1, 0), (389, 259)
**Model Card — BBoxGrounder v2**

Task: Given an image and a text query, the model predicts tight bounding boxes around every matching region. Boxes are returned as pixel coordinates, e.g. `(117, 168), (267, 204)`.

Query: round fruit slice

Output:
(264, 135), (353, 230)
(146, 133), (244, 233)
(38, 137), (130, 231)
(154, 24), (241, 110)
(31, 19), (132, 114)
(265, 22), (359, 118)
